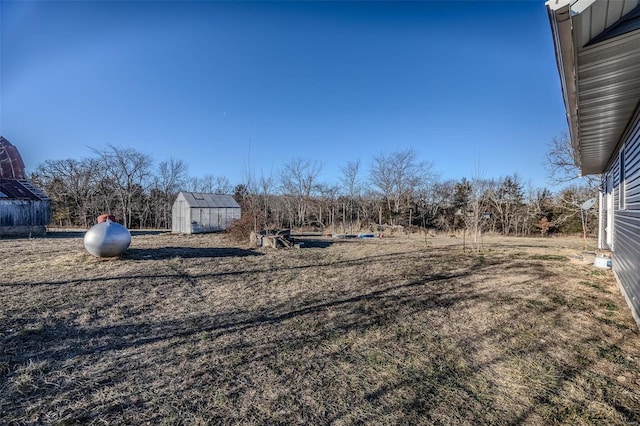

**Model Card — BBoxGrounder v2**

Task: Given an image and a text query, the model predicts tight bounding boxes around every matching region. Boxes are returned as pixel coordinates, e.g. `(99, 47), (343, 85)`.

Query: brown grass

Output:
(1, 231), (639, 425)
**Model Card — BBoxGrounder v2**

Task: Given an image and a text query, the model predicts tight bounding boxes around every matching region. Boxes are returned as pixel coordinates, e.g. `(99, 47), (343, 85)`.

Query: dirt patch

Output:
(1, 232), (639, 424)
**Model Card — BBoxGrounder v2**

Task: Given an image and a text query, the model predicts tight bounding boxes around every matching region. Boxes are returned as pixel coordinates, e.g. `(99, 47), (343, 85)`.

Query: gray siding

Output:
(609, 109), (640, 324)
(0, 199), (51, 236)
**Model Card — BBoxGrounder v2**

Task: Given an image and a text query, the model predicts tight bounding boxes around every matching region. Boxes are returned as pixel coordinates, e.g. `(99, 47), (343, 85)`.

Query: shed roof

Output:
(178, 192), (241, 209)
(0, 179), (50, 201)
(547, 0), (640, 175)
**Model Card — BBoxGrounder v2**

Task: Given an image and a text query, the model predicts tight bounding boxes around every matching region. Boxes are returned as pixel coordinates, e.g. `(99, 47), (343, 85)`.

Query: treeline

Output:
(32, 145), (598, 236)
(32, 145), (231, 229)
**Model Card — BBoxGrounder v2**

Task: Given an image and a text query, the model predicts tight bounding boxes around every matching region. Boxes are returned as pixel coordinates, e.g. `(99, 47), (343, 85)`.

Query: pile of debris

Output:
(569, 250), (612, 269)
(250, 229), (298, 249)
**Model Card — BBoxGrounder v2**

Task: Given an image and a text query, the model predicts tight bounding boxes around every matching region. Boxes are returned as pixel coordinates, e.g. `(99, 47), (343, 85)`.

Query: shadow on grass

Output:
(1, 270), (470, 366)
(295, 236), (381, 249)
(5, 249), (431, 287)
(295, 238), (336, 249)
(43, 230), (170, 240)
(42, 231), (85, 239)
(2, 246), (638, 424)
(124, 246), (263, 260)
(129, 230), (169, 236)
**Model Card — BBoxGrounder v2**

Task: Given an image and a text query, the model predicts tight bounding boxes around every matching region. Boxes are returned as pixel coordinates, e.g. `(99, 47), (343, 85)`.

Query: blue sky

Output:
(1, 0), (568, 190)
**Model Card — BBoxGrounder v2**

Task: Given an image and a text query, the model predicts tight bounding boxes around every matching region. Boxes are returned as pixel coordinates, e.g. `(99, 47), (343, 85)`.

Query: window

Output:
(606, 173), (614, 248)
(619, 147), (626, 210)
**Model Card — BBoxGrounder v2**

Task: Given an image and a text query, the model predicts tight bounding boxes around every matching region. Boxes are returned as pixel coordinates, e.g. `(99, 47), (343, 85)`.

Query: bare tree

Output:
(188, 175), (233, 194)
(33, 158), (100, 227)
(552, 184), (598, 233)
(417, 177), (453, 229)
(469, 177), (487, 247)
(91, 144), (153, 228)
(158, 159), (188, 197)
(187, 176), (201, 192)
(317, 182), (340, 230)
(340, 159), (362, 232)
(544, 132), (599, 188)
(152, 158), (188, 228)
(486, 174), (525, 235)
(213, 176), (232, 194)
(340, 159), (362, 198)
(369, 149), (433, 225)
(258, 170), (275, 227)
(279, 158), (322, 228)
(523, 184), (554, 236)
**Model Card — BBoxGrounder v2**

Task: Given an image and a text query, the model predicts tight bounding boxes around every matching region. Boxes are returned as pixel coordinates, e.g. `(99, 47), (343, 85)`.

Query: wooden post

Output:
(331, 207), (335, 234)
(463, 226), (466, 251)
(342, 203), (346, 234)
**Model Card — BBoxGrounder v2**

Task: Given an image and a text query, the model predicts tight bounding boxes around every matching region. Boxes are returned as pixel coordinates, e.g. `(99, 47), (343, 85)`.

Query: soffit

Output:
(547, 0), (640, 175)
(577, 28), (640, 174)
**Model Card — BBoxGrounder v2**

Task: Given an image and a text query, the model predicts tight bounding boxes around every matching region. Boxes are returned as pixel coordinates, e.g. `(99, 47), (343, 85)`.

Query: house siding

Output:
(608, 109), (640, 324)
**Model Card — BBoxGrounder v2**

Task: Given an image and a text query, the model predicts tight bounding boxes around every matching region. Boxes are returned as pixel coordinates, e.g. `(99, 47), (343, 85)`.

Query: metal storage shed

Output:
(172, 192), (241, 234)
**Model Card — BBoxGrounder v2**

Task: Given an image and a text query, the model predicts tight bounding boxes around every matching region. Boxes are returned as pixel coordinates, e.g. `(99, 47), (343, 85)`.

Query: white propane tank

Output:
(84, 220), (131, 257)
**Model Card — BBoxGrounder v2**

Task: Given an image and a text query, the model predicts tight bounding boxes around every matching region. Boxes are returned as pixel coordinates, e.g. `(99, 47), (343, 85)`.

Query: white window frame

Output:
(606, 173), (614, 249)
(619, 146), (626, 210)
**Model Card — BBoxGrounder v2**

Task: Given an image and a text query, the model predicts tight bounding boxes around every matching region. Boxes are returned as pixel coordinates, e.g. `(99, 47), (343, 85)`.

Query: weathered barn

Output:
(0, 136), (51, 236)
(171, 192), (241, 234)
(547, 0), (640, 325)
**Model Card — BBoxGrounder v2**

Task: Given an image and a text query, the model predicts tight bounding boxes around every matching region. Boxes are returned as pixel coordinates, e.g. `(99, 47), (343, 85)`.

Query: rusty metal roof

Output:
(0, 136), (26, 179)
(547, 0), (640, 175)
(0, 179), (50, 201)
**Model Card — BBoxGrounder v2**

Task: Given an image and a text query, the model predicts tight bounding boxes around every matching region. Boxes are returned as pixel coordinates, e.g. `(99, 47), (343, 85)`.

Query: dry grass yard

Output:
(2, 231), (640, 425)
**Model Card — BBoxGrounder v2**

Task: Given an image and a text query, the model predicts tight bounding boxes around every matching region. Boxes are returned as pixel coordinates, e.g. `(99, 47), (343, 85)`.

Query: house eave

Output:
(547, 0), (640, 176)
(547, 1), (583, 170)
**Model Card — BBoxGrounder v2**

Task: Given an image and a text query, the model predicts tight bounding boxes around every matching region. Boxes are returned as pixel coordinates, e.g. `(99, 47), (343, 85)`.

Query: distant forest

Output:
(31, 143), (598, 236)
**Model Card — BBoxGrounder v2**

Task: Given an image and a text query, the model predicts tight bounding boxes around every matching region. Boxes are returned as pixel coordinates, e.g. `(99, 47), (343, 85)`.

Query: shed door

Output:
(177, 200), (185, 232)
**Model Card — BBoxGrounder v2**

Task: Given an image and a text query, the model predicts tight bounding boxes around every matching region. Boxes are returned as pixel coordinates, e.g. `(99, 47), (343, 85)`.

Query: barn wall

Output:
(0, 199), (50, 236)
(0, 225), (47, 236)
(608, 109), (640, 326)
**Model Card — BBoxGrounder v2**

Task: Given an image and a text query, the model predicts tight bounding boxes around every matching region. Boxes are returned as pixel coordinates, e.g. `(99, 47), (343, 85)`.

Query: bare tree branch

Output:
(544, 132), (599, 189)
